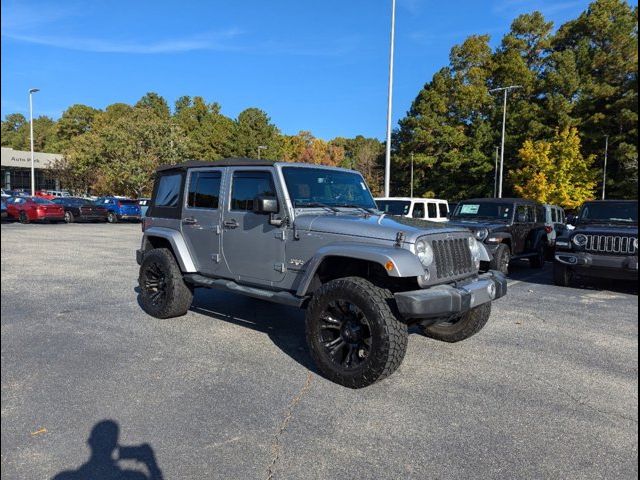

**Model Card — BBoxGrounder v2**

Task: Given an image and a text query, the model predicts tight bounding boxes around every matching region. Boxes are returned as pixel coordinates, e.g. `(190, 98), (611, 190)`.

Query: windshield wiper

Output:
(333, 203), (378, 214)
(295, 201), (340, 212)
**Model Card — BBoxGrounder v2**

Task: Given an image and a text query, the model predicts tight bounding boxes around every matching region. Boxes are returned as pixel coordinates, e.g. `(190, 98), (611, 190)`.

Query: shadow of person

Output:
(52, 420), (163, 480)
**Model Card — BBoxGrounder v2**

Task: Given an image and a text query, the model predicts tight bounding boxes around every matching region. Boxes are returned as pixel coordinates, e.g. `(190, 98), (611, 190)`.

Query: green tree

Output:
(230, 108), (281, 159)
(55, 104), (100, 150)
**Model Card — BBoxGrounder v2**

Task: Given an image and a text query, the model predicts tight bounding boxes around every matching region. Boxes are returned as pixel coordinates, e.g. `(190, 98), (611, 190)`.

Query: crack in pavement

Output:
(266, 372), (313, 480)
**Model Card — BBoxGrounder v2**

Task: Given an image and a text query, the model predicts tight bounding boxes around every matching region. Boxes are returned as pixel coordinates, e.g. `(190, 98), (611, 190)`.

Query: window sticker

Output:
(460, 204), (480, 214)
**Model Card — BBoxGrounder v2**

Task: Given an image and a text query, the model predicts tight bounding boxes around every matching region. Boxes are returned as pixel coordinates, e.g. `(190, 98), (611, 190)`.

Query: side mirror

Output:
(516, 213), (527, 223)
(253, 196), (278, 214)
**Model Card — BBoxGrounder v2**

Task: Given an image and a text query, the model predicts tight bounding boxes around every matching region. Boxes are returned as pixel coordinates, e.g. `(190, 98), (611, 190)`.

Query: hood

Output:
(294, 212), (469, 243)
(572, 223), (638, 235)
(447, 219), (508, 231)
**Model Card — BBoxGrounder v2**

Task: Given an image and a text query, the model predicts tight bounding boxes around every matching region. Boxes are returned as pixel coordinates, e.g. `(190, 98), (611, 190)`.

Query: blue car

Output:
(94, 196), (141, 223)
(138, 198), (150, 218)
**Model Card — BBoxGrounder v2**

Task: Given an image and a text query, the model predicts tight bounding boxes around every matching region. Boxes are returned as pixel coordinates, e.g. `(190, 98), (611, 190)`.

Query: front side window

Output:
(155, 174), (182, 208)
(188, 171), (222, 209)
(516, 205), (533, 223)
(231, 171), (276, 211)
(412, 202), (425, 218)
(427, 203), (437, 219)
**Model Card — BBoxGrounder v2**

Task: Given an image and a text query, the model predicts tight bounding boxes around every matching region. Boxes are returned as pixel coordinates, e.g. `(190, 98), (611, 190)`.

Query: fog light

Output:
(487, 282), (496, 299)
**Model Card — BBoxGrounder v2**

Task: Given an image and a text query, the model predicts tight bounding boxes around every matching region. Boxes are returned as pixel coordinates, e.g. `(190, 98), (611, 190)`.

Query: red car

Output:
(6, 196), (65, 223)
(35, 190), (56, 200)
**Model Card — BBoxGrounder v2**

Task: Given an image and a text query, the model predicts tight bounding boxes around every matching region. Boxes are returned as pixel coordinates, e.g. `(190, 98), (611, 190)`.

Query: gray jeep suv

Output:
(136, 159), (507, 388)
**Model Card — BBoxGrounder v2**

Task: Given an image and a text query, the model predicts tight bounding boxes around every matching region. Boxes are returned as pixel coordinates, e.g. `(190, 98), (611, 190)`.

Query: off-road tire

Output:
(107, 212), (118, 223)
(138, 248), (193, 319)
(64, 211), (74, 223)
(489, 244), (510, 275)
(305, 276), (408, 388)
(553, 263), (571, 287)
(420, 303), (491, 343)
(19, 211), (29, 224)
(530, 242), (546, 268)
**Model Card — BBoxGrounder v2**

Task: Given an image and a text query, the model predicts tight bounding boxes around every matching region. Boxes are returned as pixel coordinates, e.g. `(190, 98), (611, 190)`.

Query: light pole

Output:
(494, 146), (499, 198)
(410, 152), (414, 198)
(29, 88), (40, 196)
(257, 145), (267, 159)
(383, 0), (396, 198)
(602, 135), (609, 200)
(489, 85), (521, 198)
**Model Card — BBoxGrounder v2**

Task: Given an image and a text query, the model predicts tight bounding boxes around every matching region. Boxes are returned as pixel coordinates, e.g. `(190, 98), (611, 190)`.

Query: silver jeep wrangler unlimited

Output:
(136, 159), (507, 388)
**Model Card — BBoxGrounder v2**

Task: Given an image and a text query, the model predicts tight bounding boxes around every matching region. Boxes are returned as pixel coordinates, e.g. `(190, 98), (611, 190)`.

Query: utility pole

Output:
(383, 0), (396, 198)
(410, 153), (414, 198)
(494, 146), (499, 198)
(489, 85), (521, 198)
(257, 145), (267, 159)
(602, 135), (609, 200)
(29, 88), (40, 196)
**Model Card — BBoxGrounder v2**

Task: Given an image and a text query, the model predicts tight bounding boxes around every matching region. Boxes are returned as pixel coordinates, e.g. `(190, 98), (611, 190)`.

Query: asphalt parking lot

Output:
(1, 222), (638, 479)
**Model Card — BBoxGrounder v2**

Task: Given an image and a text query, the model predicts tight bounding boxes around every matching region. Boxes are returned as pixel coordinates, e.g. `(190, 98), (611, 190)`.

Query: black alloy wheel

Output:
(318, 300), (372, 370)
(142, 260), (168, 309)
(19, 211), (29, 224)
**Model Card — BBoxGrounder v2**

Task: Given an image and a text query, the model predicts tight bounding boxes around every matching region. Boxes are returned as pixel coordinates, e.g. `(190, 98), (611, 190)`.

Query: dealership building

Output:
(1, 147), (63, 191)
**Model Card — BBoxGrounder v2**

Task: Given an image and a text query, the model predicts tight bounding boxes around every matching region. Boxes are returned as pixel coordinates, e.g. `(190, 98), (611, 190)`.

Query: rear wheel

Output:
(419, 303), (491, 343)
(305, 277), (408, 388)
(530, 242), (546, 268)
(107, 212), (118, 223)
(19, 211), (29, 224)
(138, 248), (193, 319)
(64, 211), (74, 223)
(489, 244), (510, 275)
(553, 263), (571, 287)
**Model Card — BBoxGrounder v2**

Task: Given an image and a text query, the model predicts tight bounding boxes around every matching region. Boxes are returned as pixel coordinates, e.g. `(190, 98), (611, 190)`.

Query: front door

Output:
(513, 204), (534, 254)
(181, 169), (223, 276)
(221, 169), (286, 284)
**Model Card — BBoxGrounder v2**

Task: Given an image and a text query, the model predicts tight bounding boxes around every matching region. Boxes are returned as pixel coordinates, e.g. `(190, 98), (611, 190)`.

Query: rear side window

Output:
(154, 173), (182, 207)
(438, 203), (448, 218)
(188, 171), (222, 209)
(412, 202), (425, 218)
(427, 203), (437, 219)
(231, 171), (276, 211)
(551, 209), (557, 223)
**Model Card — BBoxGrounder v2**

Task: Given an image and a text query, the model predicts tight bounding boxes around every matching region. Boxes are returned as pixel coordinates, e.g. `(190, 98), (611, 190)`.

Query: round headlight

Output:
(573, 234), (588, 247)
(468, 236), (482, 269)
(415, 239), (434, 266)
(474, 228), (489, 242)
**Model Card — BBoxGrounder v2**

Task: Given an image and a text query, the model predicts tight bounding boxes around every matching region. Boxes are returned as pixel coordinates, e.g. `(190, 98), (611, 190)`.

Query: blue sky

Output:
(0, 0), (613, 140)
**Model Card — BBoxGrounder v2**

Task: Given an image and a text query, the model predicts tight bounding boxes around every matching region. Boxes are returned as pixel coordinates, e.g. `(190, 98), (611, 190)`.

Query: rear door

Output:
(221, 168), (286, 284)
(181, 169), (224, 276)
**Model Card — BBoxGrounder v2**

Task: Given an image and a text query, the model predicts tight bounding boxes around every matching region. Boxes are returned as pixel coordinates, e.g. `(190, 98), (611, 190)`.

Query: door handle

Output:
(182, 217), (197, 225)
(223, 219), (239, 229)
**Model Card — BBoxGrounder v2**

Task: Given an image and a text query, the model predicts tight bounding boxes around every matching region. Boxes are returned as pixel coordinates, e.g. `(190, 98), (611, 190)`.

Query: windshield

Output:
(282, 167), (376, 209)
(452, 201), (514, 220)
(579, 202), (638, 224)
(376, 200), (411, 216)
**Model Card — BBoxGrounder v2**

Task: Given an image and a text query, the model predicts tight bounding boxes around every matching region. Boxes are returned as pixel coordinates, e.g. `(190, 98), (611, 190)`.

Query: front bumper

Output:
(394, 271), (507, 320)
(555, 251), (638, 279)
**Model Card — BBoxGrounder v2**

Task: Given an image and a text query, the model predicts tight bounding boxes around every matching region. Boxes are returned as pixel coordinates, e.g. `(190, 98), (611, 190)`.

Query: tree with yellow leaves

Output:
(512, 127), (597, 209)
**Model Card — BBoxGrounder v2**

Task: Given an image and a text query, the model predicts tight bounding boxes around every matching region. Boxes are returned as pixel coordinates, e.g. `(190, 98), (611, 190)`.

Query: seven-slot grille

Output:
(431, 238), (475, 279)
(584, 234), (637, 255)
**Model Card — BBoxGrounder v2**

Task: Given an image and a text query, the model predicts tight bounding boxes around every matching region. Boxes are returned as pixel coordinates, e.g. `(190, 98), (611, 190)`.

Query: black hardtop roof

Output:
(156, 158), (275, 172)
(460, 197), (541, 205)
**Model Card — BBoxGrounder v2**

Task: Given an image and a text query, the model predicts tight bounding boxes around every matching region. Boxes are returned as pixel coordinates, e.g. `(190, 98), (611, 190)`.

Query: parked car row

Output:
(2, 194), (144, 224)
(373, 196), (637, 288)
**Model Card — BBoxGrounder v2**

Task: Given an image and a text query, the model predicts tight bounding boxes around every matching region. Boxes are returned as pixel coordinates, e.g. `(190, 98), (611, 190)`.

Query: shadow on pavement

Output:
(506, 259), (638, 295)
(51, 420), (163, 480)
(189, 288), (319, 374)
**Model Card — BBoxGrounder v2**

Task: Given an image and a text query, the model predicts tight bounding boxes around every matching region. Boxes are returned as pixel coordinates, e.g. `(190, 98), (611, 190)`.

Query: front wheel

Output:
(553, 263), (571, 287)
(19, 211), (29, 224)
(489, 244), (511, 275)
(64, 211), (74, 223)
(305, 277), (408, 388)
(138, 248), (193, 319)
(107, 212), (118, 223)
(419, 303), (491, 343)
